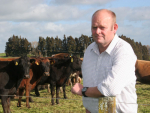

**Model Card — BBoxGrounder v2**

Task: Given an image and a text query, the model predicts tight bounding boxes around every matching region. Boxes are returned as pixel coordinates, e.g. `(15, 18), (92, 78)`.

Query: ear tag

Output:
(15, 62), (18, 66)
(35, 61), (39, 65)
(51, 62), (53, 64)
(32, 61), (34, 64)
(71, 58), (73, 62)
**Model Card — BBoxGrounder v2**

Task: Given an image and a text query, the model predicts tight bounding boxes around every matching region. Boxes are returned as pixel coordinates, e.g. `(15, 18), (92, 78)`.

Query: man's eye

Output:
(101, 27), (105, 29)
(93, 27), (97, 29)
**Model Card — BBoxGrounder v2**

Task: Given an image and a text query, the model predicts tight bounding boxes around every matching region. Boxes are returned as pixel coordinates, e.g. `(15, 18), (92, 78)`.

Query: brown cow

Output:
(17, 57), (50, 108)
(135, 60), (150, 84)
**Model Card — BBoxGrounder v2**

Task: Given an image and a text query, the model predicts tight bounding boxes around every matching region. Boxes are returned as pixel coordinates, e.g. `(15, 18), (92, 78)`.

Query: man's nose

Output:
(96, 28), (101, 34)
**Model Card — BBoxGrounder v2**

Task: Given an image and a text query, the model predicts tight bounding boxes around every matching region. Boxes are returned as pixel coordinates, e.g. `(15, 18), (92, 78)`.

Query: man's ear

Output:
(113, 23), (118, 33)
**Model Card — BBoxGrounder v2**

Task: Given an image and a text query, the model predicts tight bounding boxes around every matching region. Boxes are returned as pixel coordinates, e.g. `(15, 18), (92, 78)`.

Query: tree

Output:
(54, 36), (62, 52)
(38, 37), (46, 56)
(62, 35), (67, 52)
(5, 35), (30, 56)
(67, 36), (76, 53)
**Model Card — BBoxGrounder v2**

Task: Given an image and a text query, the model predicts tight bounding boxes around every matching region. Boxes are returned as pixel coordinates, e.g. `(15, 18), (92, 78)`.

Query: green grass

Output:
(0, 85), (85, 113)
(136, 82), (150, 113)
(0, 53), (6, 57)
(0, 81), (150, 113)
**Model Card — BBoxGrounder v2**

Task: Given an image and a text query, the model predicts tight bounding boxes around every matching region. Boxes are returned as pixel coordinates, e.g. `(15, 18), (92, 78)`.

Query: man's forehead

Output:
(92, 16), (112, 26)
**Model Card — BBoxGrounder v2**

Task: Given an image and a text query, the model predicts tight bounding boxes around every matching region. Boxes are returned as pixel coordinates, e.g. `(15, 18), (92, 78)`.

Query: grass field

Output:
(0, 53), (6, 57)
(0, 82), (149, 113)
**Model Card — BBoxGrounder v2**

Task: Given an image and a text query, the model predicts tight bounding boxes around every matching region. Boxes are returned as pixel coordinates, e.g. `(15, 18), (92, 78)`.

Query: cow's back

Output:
(135, 60), (150, 83)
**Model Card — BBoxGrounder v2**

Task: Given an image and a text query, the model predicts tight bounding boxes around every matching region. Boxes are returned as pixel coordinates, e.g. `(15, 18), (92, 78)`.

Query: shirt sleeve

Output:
(97, 44), (137, 96)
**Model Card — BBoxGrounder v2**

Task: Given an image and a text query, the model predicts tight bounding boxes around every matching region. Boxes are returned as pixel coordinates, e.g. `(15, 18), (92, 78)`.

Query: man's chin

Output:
(95, 40), (104, 44)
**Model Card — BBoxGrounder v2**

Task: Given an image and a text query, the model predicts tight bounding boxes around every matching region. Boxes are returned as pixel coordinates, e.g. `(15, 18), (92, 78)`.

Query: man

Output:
(71, 9), (138, 113)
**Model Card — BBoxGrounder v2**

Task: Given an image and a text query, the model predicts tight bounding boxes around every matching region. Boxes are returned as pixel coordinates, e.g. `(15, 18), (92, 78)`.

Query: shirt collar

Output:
(91, 34), (119, 55)
(105, 34), (119, 55)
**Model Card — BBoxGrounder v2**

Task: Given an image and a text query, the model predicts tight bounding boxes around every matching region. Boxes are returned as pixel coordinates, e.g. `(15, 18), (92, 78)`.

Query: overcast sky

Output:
(0, 0), (150, 53)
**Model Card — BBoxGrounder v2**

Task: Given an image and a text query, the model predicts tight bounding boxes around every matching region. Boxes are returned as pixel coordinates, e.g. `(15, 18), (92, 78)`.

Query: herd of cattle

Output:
(0, 53), (82, 113)
(0, 53), (149, 113)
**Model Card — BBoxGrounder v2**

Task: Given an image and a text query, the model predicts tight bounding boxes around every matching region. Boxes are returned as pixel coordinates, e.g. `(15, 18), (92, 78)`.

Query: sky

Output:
(0, 0), (150, 53)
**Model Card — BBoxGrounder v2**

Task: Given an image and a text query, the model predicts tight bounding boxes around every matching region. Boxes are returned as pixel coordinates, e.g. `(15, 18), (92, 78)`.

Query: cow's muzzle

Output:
(24, 74), (30, 79)
(43, 72), (50, 76)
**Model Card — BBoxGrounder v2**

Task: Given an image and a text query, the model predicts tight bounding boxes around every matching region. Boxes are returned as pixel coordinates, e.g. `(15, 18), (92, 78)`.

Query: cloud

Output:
(112, 7), (150, 22)
(50, 0), (115, 5)
(0, 0), (93, 22)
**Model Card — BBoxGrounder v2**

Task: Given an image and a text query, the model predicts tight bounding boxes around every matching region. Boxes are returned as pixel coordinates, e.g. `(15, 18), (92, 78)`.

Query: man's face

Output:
(91, 12), (117, 47)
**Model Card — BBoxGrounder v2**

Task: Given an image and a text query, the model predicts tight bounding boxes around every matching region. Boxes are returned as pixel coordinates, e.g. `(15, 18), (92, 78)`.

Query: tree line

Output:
(5, 34), (150, 60)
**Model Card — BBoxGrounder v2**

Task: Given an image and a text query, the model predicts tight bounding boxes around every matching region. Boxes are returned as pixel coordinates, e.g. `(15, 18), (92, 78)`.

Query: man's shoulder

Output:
(113, 38), (136, 57)
(116, 38), (132, 50)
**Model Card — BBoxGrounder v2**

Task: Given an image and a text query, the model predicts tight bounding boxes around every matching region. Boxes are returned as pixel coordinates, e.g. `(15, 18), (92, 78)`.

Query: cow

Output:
(34, 55), (83, 97)
(17, 57), (50, 108)
(0, 56), (31, 113)
(50, 55), (82, 105)
(34, 53), (71, 96)
(135, 60), (150, 84)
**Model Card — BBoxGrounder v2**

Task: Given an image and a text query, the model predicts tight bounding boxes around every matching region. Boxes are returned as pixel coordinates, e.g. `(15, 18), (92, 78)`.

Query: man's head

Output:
(91, 9), (118, 51)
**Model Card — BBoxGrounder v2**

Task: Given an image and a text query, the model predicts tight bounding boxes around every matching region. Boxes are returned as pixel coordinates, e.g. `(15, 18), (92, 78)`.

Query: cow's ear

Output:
(30, 59), (35, 63)
(35, 61), (39, 65)
(15, 62), (18, 66)
(71, 57), (73, 62)
(50, 61), (54, 64)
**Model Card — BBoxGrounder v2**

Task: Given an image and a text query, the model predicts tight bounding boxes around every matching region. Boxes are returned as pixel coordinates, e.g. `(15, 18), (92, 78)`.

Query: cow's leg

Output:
(1, 96), (10, 113)
(35, 84), (40, 96)
(56, 86), (60, 104)
(17, 89), (24, 107)
(63, 85), (67, 99)
(7, 97), (11, 113)
(50, 85), (55, 105)
(26, 88), (31, 108)
(47, 84), (50, 93)
(29, 93), (34, 102)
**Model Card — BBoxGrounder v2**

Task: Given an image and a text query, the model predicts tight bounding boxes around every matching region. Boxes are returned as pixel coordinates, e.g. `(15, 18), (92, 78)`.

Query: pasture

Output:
(0, 81), (149, 113)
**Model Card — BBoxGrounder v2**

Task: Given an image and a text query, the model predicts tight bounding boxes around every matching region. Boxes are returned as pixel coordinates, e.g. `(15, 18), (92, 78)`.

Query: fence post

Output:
(98, 96), (116, 113)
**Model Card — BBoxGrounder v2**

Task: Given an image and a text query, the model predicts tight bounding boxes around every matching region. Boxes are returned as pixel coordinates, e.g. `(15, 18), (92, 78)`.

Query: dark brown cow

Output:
(0, 56), (30, 113)
(50, 55), (82, 105)
(34, 54), (83, 97)
(135, 60), (150, 84)
(17, 57), (50, 108)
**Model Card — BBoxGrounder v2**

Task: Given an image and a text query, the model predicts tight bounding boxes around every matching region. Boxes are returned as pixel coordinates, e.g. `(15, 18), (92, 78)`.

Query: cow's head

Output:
(14, 56), (31, 79)
(69, 55), (82, 72)
(30, 57), (50, 76)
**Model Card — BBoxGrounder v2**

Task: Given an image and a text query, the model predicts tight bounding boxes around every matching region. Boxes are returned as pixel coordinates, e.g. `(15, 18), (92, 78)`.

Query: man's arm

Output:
(71, 83), (104, 97)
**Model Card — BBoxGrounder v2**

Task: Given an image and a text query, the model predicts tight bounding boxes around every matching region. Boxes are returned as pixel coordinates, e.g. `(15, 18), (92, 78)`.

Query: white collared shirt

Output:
(82, 34), (138, 113)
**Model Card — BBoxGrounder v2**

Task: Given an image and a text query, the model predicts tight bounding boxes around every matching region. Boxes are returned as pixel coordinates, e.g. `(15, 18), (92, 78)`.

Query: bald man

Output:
(71, 9), (138, 113)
